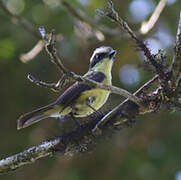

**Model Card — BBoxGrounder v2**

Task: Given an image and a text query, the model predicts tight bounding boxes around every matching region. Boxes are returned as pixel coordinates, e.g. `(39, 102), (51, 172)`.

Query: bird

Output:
(17, 46), (117, 130)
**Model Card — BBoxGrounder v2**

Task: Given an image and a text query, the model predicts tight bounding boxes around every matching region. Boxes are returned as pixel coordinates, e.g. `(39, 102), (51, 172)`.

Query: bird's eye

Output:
(95, 53), (106, 60)
(95, 54), (100, 59)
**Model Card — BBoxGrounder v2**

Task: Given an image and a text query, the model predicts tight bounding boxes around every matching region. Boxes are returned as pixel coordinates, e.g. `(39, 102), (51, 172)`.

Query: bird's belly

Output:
(72, 89), (110, 117)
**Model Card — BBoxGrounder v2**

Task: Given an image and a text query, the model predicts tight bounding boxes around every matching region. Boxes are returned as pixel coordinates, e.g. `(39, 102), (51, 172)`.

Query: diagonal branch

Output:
(140, 0), (167, 34)
(93, 75), (159, 131)
(171, 10), (181, 89)
(62, 0), (120, 36)
(0, 139), (60, 174)
(97, 1), (165, 79)
(20, 40), (45, 63)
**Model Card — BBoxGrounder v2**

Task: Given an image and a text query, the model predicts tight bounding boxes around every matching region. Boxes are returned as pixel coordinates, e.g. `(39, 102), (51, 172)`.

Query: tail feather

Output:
(17, 103), (56, 130)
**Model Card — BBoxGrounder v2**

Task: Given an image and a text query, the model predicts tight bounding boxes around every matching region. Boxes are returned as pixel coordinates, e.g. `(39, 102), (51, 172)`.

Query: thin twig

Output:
(171, 10), (181, 89)
(20, 40), (45, 63)
(28, 74), (61, 92)
(62, 0), (120, 36)
(140, 0), (167, 34)
(38, 27), (69, 75)
(97, 1), (165, 79)
(28, 73), (71, 92)
(0, 0), (40, 39)
(0, 1), (63, 62)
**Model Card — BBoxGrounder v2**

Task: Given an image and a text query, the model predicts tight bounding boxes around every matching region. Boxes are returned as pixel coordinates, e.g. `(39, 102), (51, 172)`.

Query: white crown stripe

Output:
(90, 46), (113, 62)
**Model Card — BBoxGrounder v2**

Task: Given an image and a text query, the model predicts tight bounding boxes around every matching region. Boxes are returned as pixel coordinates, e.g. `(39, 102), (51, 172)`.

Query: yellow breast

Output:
(72, 59), (113, 117)
(73, 88), (110, 117)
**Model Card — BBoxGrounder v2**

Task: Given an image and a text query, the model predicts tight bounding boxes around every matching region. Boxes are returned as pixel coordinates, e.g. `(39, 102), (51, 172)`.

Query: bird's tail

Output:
(17, 103), (58, 130)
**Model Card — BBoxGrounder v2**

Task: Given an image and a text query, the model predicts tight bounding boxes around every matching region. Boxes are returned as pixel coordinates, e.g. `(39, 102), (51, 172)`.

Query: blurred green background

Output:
(0, 0), (181, 179)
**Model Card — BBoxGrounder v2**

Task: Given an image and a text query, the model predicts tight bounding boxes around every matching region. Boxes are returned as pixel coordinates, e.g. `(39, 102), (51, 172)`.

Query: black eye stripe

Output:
(90, 52), (107, 68)
(96, 52), (107, 59)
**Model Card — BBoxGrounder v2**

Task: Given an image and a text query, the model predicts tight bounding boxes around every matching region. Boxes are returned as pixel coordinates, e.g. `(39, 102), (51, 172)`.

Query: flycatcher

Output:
(17, 46), (116, 130)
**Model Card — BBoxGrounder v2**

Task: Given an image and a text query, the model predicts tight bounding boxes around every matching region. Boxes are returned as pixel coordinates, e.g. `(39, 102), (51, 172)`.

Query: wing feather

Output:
(55, 71), (106, 108)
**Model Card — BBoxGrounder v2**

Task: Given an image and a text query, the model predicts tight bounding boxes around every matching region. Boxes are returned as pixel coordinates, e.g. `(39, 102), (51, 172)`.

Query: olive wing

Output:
(55, 71), (106, 108)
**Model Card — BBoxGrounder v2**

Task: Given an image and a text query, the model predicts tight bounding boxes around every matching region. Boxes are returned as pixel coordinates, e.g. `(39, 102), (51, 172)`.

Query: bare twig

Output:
(140, 0), (167, 34)
(97, 1), (165, 79)
(39, 27), (69, 75)
(171, 11), (181, 89)
(28, 72), (71, 92)
(28, 74), (62, 92)
(62, 0), (120, 36)
(0, 0), (40, 39)
(0, 1), (63, 63)
(20, 40), (45, 63)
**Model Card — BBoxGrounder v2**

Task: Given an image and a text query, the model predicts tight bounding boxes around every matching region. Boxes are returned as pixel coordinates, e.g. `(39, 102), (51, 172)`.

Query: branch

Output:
(0, 74), (160, 174)
(171, 10), (181, 89)
(0, 139), (60, 174)
(93, 75), (159, 131)
(20, 40), (45, 63)
(0, 0), (40, 39)
(96, 1), (165, 79)
(27, 74), (61, 92)
(0, 1), (63, 62)
(140, 0), (167, 34)
(62, 1), (120, 36)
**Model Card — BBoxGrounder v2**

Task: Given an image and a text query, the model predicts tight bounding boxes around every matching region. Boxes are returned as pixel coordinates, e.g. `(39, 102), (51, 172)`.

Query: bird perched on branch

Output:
(17, 46), (116, 130)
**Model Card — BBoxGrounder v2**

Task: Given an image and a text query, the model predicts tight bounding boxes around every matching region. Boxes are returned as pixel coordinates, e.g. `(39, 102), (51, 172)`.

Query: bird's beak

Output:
(109, 50), (117, 59)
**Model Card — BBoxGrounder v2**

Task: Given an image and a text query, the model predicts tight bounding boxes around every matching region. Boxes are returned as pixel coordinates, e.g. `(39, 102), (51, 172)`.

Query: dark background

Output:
(0, 0), (181, 179)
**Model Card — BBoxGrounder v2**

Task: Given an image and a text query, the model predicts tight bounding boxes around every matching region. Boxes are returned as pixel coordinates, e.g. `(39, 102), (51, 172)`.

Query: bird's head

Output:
(89, 46), (116, 71)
